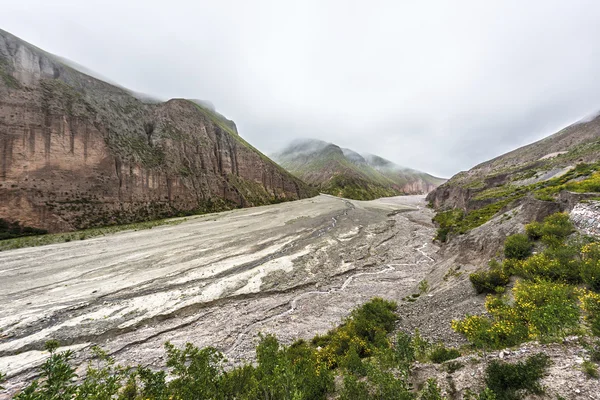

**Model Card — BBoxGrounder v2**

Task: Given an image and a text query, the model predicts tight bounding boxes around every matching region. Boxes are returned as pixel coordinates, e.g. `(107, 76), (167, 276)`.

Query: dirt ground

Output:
(0, 194), (438, 396)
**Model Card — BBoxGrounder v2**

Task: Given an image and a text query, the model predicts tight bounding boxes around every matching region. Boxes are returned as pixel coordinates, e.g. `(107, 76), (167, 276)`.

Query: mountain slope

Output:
(427, 113), (600, 241)
(272, 139), (445, 200)
(0, 29), (316, 233)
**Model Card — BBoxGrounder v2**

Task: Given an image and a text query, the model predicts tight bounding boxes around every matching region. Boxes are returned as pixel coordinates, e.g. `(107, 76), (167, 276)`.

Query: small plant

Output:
(418, 280), (430, 294)
(589, 340), (600, 362)
(582, 360), (599, 379)
(443, 265), (462, 281)
(485, 353), (551, 400)
(394, 331), (416, 371)
(464, 388), (498, 400)
(418, 378), (444, 400)
(412, 329), (432, 362)
(503, 234), (532, 260)
(428, 344), (461, 363)
(444, 360), (464, 373)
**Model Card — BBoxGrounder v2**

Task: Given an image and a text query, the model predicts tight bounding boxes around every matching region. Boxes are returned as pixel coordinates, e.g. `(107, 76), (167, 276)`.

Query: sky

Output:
(2, 0), (600, 178)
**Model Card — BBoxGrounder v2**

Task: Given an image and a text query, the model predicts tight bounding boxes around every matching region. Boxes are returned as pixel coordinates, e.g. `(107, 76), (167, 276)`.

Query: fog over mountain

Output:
(3, 1), (600, 177)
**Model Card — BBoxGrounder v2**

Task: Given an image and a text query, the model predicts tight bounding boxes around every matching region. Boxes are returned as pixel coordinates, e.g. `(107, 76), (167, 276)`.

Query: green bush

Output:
(418, 378), (444, 400)
(485, 354), (551, 400)
(539, 213), (574, 246)
(581, 242), (600, 291)
(428, 344), (461, 363)
(525, 221), (543, 240)
(470, 261), (510, 294)
(394, 331), (416, 370)
(454, 280), (579, 349)
(503, 234), (532, 260)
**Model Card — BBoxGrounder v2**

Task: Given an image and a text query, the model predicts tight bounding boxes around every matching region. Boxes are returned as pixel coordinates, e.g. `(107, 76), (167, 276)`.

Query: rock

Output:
(0, 29), (315, 233)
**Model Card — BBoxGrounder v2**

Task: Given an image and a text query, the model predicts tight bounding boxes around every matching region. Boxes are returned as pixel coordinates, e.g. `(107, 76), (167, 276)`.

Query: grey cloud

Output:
(3, 0), (600, 177)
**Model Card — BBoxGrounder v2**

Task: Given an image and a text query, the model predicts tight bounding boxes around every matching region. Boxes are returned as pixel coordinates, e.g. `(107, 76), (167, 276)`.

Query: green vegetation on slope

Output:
(0, 218), (184, 252)
(3, 297), (555, 400)
(0, 219), (48, 241)
(433, 162), (600, 241)
(274, 139), (443, 200)
(454, 213), (600, 349)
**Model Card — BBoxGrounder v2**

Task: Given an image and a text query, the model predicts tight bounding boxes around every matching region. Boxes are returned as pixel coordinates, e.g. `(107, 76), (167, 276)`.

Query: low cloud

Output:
(3, 0), (600, 177)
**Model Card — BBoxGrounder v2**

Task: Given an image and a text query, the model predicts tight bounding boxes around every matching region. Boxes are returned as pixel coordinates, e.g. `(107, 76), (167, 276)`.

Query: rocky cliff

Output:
(0, 29), (315, 232)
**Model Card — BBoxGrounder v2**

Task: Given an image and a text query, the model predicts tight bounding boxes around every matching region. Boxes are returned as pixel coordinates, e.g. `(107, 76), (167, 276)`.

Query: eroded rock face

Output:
(571, 201), (600, 238)
(0, 29), (314, 232)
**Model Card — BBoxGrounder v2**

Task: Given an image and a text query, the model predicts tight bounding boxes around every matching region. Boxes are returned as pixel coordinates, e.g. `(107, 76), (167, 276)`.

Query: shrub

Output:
(525, 221), (543, 240)
(514, 251), (581, 283)
(539, 213), (574, 246)
(349, 297), (398, 342)
(504, 234), (532, 260)
(433, 209), (464, 242)
(313, 298), (398, 368)
(579, 290), (600, 336)
(418, 378), (444, 400)
(454, 280), (579, 348)
(512, 280), (579, 339)
(428, 344), (461, 363)
(464, 388), (498, 400)
(485, 353), (551, 400)
(581, 243), (600, 291)
(418, 280), (430, 294)
(411, 329), (432, 361)
(470, 262), (510, 294)
(394, 331), (416, 370)
(589, 340), (600, 362)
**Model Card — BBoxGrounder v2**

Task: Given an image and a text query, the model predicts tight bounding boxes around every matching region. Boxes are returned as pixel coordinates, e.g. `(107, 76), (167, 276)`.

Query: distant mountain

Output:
(272, 139), (445, 200)
(0, 29), (316, 233)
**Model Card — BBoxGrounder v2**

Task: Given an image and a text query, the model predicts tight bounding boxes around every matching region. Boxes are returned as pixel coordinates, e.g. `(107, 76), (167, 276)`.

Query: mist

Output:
(3, 0), (600, 177)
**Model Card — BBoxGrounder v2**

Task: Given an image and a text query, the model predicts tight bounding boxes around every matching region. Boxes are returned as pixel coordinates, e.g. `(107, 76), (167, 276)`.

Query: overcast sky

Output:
(2, 0), (600, 177)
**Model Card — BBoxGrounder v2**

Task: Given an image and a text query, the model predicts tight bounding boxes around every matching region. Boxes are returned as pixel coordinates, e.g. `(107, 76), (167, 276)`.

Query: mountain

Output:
(427, 113), (600, 241)
(0, 29), (316, 233)
(271, 139), (445, 200)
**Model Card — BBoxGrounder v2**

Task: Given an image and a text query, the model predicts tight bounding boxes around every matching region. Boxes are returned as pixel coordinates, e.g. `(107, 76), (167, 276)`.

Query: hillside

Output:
(272, 139), (445, 200)
(426, 113), (600, 242)
(0, 29), (316, 233)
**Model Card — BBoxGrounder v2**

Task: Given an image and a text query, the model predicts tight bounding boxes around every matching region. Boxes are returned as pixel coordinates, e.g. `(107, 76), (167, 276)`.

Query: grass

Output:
(0, 218), (184, 251)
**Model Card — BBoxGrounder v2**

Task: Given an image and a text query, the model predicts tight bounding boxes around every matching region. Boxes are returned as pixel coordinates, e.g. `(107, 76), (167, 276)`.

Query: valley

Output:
(0, 194), (438, 394)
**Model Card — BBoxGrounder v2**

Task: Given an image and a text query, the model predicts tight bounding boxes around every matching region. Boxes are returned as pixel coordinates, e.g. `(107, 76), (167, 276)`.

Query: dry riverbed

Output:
(0, 194), (437, 396)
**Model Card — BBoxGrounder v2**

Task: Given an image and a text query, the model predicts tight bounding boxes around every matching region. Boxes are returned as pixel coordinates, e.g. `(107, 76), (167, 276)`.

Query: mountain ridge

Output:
(272, 138), (445, 200)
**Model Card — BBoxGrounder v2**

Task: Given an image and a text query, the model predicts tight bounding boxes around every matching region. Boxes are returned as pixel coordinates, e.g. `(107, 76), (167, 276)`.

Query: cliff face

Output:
(0, 29), (315, 232)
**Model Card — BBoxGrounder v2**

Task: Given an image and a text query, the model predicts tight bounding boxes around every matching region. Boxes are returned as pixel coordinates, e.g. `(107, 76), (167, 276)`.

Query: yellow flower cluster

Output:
(578, 289), (600, 319)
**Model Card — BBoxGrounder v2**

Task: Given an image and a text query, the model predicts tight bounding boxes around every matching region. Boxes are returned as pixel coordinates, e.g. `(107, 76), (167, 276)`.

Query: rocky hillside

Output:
(426, 114), (600, 242)
(0, 29), (315, 233)
(402, 110), (600, 369)
(272, 139), (445, 200)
